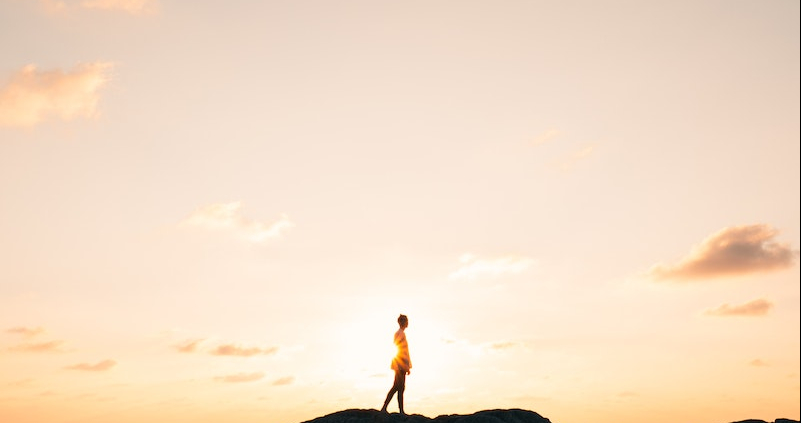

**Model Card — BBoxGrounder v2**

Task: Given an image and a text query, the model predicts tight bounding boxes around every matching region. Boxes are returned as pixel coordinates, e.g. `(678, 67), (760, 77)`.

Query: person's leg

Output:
(381, 387), (395, 412)
(381, 370), (402, 412)
(397, 372), (406, 415)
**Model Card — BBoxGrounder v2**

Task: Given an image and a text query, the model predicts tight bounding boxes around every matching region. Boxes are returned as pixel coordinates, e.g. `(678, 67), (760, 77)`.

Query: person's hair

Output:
(398, 314), (408, 326)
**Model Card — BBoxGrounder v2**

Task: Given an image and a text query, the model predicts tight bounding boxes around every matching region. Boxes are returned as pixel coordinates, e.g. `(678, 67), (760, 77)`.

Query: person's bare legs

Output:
(381, 370), (405, 413)
(397, 371), (406, 415)
(380, 385), (395, 412)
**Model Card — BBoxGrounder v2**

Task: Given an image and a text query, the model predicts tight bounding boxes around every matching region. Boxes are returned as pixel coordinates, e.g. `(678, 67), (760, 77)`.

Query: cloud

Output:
(181, 202), (293, 244)
(8, 340), (65, 353)
(214, 372), (264, 383)
(532, 128), (561, 146)
(8, 379), (35, 388)
(36, 0), (68, 14)
(211, 344), (279, 357)
(449, 253), (535, 280)
(174, 339), (204, 353)
(749, 359), (770, 367)
(80, 0), (159, 15)
(705, 299), (773, 317)
(556, 144), (595, 171)
(487, 341), (523, 351)
(33, 0), (158, 15)
(649, 225), (797, 281)
(64, 359), (116, 371)
(0, 62), (113, 128)
(272, 376), (294, 386)
(617, 391), (640, 398)
(6, 326), (45, 338)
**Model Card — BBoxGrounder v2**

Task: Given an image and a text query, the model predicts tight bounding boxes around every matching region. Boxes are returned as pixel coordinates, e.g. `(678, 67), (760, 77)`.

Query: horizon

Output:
(0, 1), (799, 423)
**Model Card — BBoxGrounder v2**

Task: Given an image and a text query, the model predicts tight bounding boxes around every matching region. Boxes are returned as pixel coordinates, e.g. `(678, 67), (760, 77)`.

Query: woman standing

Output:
(381, 314), (411, 415)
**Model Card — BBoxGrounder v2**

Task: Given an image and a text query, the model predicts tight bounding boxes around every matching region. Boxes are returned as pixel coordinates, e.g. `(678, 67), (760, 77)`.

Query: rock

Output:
(300, 409), (552, 423)
(301, 409), (799, 423)
(729, 419), (800, 423)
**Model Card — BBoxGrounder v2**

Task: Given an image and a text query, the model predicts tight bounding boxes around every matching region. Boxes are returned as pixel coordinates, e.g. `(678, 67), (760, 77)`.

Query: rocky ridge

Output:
(300, 409), (800, 423)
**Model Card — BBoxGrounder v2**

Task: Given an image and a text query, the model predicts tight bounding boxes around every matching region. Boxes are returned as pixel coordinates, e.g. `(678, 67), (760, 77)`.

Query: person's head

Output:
(397, 314), (408, 329)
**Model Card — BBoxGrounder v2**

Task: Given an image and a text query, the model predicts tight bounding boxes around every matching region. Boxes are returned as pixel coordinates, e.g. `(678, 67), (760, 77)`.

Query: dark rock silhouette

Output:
(300, 408), (551, 423)
(730, 420), (799, 423)
(300, 409), (800, 423)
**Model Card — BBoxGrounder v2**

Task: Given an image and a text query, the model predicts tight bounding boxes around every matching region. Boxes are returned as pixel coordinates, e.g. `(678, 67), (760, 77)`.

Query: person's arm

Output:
(407, 336), (412, 374)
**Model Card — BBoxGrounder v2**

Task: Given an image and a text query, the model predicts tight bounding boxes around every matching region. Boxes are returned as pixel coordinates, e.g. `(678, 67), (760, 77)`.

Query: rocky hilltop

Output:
(300, 409), (800, 423)
(731, 420), (799, 423)
(300, 408), (551, 423)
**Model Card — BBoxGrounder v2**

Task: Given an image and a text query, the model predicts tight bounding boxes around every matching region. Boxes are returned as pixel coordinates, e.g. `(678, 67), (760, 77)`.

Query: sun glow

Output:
(332, 310), (457, 408)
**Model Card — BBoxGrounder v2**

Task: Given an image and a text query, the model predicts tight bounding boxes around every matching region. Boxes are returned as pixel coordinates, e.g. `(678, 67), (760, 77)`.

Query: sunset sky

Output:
(1, 1), (799, 423)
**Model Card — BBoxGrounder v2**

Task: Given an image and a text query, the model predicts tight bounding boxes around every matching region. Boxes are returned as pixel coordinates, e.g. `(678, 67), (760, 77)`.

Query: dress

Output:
(390, 329), (412, 373)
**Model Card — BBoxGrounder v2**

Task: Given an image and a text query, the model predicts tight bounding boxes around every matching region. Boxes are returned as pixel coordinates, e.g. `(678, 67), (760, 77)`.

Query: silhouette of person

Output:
(381, 314), (412, 415)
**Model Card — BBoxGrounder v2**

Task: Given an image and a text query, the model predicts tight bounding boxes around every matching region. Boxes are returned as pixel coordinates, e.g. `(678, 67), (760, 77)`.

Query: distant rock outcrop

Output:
(301, 409), (551, 423)
(301, 409), (800, 423)
(730, 419), (800, 423)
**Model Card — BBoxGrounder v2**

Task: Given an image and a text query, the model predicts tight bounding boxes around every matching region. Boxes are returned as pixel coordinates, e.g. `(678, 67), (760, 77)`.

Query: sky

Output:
(0, 1), (799, 423)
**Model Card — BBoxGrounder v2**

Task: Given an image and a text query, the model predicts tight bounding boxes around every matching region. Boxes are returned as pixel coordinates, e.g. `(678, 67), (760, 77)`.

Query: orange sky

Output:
(0, 1), (799, 423)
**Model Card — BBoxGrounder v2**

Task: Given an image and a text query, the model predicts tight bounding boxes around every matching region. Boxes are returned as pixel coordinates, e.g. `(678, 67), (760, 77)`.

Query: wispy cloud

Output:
(449, 253), (535, 280)
(617, 391), (640, 398)
(0, 62), (113, 128)
(705, 299), (773, 317)
(181, 202), (293, 244)
(8, 379), (35, 388)
(214, 372), (264, 383)
(440, 337), (525, 356)
(532, 128), (561, 146)
(8, 340), (65, 353)
(81, 0), (159, 15)
(272, 376), (294, 386)
(210, 344), (279, 357)
(556, 144), (595, 171)
(174, 339), (204, 353)
(6, 326), (45, 338)
(749, 359), (770, 367)
(649, 225), (796, 281)
(487, 341), (523, 351)
(65, 359), (116, 372)
(34, 0), (159, 15)
(35, 0), (68, 14)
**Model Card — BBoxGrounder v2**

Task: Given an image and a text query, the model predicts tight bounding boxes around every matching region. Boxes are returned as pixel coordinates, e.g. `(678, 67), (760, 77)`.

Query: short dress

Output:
(390, 329), (412, 373)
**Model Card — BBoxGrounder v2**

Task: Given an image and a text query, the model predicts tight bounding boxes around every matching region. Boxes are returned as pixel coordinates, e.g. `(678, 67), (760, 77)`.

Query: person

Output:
(381, 314), (411, 415)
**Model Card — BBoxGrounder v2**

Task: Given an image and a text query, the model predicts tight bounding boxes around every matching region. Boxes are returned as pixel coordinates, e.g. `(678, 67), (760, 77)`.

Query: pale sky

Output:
(0, 1), (799, 423)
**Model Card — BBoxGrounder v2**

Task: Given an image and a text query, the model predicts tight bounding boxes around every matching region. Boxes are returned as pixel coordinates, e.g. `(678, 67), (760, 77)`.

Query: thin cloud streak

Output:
(210, 344), (279, 357)
(532, 128), (561, 146)
(81, 0), (159, 15)
(272, 376), (294, 386)
(34, 0), (159, 15)
(0, 62), (113, 127)
(556, 144), (596, 171)
(649, 224), (797, 281)
(6, 326), (45, 338)
(214, 372), (264, 383)
(8, 340), (65, 353)
(488, 341), (523, 351)
(181, 202), (293, 244)
(449, 253), (535, 280)
(705, 299), (774, 317)
(174, 339), (204, 353)
(64, 359), (116, 371)
(35, 0), (68, 14)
